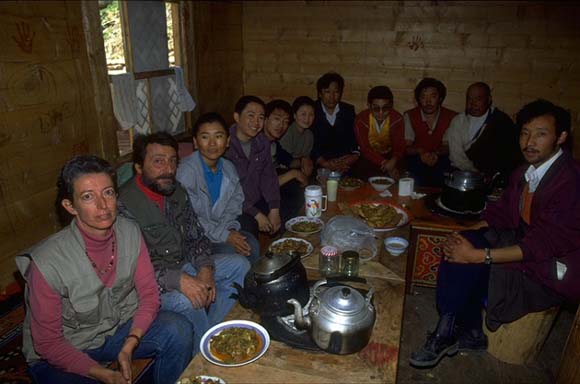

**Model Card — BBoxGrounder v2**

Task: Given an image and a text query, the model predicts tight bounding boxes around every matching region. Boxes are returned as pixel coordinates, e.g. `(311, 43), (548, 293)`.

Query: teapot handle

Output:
(312, 276), (369, 298)
(365, 287), (375, 303)
(326, 276), (367, 286)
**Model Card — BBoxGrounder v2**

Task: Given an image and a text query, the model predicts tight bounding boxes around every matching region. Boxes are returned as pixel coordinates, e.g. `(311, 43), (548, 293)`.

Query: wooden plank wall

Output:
(0, 1), (115, 289)
(241, 1), (580, 155)
(191, 1), (243, 124)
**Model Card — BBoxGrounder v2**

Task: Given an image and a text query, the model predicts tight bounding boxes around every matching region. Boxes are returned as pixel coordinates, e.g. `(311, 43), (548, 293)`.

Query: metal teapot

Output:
(287, 279), (375, 354)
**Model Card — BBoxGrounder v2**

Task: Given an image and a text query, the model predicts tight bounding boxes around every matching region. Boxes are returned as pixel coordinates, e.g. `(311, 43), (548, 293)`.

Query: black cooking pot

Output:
(231, 250), (310, 317)
(441, 170), (486, 213)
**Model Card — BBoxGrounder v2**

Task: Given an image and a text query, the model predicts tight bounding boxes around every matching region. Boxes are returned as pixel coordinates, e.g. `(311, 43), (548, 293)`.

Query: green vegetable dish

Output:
(209, 327), (262, 364)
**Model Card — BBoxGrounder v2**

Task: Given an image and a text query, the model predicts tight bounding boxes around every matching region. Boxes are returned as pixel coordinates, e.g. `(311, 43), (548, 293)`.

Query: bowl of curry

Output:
(200, 320), (270, 367)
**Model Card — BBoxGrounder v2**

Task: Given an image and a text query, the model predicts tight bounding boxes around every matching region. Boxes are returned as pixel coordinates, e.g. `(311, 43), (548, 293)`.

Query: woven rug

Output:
(0, 295), (30, 384)
(0, 295), (153, 384)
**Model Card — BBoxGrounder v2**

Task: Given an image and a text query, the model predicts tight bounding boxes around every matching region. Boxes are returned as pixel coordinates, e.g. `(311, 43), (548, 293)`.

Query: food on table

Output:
(339, 177), (364, 189)
(353, 203), (403, 228)
(210, 327), (261, 364)
(371, 178), (391, 185)
(269, 239), (309, 256)
(291, 220), (322, 233)
(178, 377), (223, 384)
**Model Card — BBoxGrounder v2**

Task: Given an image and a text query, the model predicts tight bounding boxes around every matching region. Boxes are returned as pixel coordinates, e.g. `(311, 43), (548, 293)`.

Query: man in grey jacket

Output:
(118, 132), (250, 354)
(177, 112), (260, 264)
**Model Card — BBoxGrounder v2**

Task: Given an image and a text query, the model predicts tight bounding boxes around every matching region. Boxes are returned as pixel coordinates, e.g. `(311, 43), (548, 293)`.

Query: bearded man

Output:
(118, 132), (250, 355)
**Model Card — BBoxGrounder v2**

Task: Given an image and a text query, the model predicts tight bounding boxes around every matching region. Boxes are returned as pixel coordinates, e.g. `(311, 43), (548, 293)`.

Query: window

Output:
(99, 0), (127, 74)
(99, 1), (187, 156)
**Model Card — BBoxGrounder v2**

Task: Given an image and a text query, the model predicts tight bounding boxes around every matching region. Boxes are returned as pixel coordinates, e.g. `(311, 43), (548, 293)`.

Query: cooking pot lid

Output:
(253, 251), (295, 276)
(321, 285), (365, 314)
(445, 170), (485, 191)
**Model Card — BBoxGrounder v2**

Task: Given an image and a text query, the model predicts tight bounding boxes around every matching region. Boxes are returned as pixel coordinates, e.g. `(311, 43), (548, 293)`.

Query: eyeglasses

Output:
(371, 105), (391, 113)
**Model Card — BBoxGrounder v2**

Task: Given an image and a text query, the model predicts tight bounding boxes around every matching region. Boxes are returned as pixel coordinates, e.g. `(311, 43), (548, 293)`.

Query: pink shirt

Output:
(28, 225), (160, 377)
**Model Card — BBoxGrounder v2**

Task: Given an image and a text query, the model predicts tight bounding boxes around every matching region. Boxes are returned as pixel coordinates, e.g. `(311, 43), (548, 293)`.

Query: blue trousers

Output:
(160, 253), (250, 355)
(436, 230), (491, 331)
(28, 311), (193, 384)
(211, 230), (261, 265)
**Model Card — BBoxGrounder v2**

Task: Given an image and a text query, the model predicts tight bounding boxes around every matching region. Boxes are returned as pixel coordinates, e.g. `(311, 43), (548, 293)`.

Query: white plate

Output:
(176, 375), (226, 384)
(268, 237), (314, 259)
(285, 216), (324, 235)
(351, 202), (410, 232)
(200, 320), (270, 367)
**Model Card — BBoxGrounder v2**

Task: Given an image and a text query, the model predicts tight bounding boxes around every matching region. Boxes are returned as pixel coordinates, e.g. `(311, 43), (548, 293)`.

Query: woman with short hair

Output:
(16, 155), (192, 384)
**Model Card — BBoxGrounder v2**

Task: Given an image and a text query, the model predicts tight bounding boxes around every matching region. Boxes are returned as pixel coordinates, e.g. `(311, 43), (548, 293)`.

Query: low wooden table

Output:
(179, 185), (409, 383)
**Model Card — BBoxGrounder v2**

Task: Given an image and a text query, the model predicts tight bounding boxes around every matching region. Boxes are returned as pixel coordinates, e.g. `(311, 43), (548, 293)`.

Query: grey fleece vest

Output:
(15, 216), (141, 363)
(119, 177), (188, 265)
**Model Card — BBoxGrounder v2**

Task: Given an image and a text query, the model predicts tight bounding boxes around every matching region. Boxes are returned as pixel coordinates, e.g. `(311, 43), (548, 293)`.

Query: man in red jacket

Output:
(354, 86), (405, 180)
(404, 78), (457, 187)
(410, 99), (580, 368)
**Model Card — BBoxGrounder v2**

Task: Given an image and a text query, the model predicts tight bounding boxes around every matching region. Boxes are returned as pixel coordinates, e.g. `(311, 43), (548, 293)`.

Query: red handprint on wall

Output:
(13, 22), (35, 54)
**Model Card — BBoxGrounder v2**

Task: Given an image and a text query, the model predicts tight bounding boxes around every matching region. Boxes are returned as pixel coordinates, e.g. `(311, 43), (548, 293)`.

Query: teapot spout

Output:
(287, 298), (311, 330)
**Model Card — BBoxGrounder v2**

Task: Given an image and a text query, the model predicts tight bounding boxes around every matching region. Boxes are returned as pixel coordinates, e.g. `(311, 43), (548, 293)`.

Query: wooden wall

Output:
(241, 1), (580, 154)
(0, 1), (115, 289)
(190, 1), (243, 124)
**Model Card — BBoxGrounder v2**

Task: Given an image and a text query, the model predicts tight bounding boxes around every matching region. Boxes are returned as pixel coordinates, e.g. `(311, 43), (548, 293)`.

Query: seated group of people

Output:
(14, 70), (580, 383)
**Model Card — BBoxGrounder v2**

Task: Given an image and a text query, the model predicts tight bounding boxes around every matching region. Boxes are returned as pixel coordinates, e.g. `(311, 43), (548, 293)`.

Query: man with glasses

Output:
(354, 85), (405, 179)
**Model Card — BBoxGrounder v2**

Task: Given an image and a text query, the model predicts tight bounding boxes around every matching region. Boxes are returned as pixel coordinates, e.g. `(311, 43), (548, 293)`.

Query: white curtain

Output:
(109, 73), (138, 130)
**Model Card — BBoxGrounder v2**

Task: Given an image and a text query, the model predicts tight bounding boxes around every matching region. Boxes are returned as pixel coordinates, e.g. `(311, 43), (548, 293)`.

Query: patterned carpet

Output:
(0, 295), (153, 384)
(0, 294), (30, 384)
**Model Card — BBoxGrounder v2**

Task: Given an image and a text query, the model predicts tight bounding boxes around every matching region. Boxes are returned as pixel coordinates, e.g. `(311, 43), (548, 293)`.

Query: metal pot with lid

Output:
(441, 170), (487, 213)
(232, 251), (309, 317)
(287, 279), (376, 354)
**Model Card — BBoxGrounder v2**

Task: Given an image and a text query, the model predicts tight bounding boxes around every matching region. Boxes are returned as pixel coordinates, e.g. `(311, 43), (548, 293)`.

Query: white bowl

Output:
(384, 237), (409, 256)
(368, 176), (394, 192)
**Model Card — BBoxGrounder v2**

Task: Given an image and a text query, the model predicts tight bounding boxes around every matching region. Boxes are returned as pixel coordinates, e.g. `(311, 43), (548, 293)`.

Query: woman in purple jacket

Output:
(225, 96), (281, 238)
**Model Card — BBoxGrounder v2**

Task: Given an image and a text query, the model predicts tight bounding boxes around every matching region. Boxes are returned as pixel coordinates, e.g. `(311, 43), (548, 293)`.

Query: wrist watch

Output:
(484, 248), (493, 265)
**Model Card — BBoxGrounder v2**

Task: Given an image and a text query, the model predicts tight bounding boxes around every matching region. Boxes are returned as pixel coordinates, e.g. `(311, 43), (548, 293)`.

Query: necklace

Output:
(88, 237), (116, 276)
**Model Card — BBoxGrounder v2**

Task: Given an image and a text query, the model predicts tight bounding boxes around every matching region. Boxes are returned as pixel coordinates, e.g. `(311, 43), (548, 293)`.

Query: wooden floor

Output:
(397, 286), (576, 384)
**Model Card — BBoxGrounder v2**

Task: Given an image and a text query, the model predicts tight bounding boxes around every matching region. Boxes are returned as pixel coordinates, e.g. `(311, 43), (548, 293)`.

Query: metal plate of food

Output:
(339, 177), (365, 190)
(285, 216), (324, 235)
(268, 237), (314, 259)
(350, 201), (410, 232)
(200, 320), (270, 367)
(176, 375), (227, 384)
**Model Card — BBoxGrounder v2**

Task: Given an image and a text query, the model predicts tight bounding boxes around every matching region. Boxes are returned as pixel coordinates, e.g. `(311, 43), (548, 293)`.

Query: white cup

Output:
(398, 177), (414, 197)
(327, 179), (338, 202)
(305, 185), (327, 218)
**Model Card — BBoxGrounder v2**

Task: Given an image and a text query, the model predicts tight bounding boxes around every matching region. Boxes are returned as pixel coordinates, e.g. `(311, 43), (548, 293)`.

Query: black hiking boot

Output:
(409, 313), (458, 368)
(458, 328), (488, 352)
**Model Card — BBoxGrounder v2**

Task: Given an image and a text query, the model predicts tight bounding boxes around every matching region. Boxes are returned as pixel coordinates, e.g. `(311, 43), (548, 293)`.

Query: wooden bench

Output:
(484, 307), (559, 365)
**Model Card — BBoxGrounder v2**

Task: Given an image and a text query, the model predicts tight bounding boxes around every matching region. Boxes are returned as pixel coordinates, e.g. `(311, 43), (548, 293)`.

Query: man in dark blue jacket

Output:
(311, 72), (359, 173)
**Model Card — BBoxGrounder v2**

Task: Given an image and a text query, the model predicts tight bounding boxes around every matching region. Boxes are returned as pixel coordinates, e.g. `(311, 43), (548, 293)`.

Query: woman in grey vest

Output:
(16, 155), (192, 384)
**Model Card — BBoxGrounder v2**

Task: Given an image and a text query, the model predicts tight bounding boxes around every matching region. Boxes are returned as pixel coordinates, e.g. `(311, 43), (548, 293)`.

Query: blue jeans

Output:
(160, 253), (250, 355)
(211, 230), (261, 265)
(28, 311), (193, 384)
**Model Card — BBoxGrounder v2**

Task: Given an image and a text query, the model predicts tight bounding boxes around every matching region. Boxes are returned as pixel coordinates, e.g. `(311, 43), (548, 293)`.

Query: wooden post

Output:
(556, 306), (580, 384)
